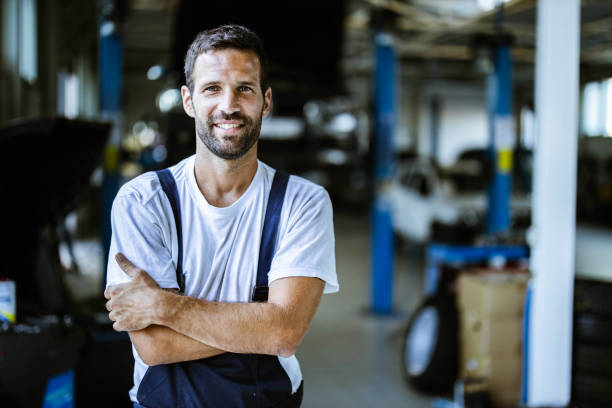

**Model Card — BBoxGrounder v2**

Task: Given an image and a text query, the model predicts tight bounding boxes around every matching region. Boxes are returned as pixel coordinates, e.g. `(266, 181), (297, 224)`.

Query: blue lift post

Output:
(371, 33), (396, 315)
(100, 16), (123, 286)
(486, 43), (513, 234)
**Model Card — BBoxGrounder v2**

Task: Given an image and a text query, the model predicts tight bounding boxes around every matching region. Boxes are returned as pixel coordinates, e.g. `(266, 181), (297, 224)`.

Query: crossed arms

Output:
(104, 253), (324, 366)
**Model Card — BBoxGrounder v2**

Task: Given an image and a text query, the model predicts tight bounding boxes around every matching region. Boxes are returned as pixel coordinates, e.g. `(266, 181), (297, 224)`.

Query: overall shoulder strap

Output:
(252, 170), (290, 302)
(155, 168), (185, 293)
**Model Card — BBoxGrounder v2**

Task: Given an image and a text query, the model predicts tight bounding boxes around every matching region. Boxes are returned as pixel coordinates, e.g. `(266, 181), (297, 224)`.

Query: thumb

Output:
(115, 253), (139, 279)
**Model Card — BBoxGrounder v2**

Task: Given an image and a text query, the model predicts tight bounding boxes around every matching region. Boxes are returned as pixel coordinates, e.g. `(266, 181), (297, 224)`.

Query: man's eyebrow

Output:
(238, 81), (258, 87)
(199, 81), (220, 90)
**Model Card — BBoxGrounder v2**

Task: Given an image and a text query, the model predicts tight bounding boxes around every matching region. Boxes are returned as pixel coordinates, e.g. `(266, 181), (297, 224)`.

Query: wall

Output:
(415, 81), (489, 167)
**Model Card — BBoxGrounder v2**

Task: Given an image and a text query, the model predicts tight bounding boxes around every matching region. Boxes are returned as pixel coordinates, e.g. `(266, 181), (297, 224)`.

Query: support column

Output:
(486, 43), (513, 234)
(99, 6), (123, 286)
(371, 32), (396, 314)
(527, 0), (580, 405)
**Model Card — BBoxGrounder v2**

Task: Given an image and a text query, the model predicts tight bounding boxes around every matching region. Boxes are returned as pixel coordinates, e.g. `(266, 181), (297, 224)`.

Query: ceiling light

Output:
(147, 65), (163, 81)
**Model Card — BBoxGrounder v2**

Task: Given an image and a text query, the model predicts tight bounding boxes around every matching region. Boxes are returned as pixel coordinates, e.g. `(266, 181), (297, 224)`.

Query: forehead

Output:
(192, 49), (261, 87)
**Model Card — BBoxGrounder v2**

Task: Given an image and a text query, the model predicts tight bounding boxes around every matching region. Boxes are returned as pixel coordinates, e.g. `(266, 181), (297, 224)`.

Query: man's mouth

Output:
(215, 123), (243, 130)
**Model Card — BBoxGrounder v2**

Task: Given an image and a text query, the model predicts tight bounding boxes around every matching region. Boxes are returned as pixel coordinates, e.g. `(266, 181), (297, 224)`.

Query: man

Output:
(104, 25), (338, 408)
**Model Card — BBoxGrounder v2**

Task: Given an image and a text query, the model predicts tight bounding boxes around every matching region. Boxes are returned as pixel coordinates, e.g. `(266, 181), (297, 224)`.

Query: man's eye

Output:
(239, 86), (253, 92)
(204, 86), (219, 93)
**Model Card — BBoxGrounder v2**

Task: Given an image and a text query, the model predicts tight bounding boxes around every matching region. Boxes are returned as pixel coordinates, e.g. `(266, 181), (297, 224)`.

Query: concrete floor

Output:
(297, 211), (437, 408)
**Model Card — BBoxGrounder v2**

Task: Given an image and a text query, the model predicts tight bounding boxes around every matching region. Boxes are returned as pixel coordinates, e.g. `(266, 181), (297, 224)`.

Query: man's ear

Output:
(262, 87), (272, 118)
(181, 85), (195, 118)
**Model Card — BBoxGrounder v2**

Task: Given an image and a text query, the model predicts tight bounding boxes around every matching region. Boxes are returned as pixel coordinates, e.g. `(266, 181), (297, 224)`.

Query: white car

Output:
(388, 152), (531, 243)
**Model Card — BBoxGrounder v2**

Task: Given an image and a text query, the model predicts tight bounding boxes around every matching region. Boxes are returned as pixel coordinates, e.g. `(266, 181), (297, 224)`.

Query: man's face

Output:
(181, 49), (271, 160)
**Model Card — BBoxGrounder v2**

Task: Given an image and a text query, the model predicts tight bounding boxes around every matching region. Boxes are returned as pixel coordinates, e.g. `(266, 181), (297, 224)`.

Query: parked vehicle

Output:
(389, 149), (531, 244)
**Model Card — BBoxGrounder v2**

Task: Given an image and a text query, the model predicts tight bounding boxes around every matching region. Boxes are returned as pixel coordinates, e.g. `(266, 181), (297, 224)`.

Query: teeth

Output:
(216, 124), (241, 130)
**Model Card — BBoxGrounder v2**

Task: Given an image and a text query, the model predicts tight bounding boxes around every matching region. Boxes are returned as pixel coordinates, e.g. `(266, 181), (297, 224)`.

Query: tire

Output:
(401, 295), (458, 392)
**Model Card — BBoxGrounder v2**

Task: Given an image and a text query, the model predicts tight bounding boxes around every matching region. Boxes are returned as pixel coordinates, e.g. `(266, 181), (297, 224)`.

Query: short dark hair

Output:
(183, 24), (268, 93)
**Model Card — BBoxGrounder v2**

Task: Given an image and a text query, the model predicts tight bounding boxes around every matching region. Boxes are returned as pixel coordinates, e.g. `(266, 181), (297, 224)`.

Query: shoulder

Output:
(259, 162), (331, 209)
(259, 164), (332, 230)
(115, 156), (192, 207)
(115, 171), (161, 206)
(287, 173), (330, 206)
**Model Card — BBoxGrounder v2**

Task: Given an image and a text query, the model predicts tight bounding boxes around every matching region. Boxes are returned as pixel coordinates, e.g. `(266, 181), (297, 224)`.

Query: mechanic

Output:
(104, 24), (338, 408)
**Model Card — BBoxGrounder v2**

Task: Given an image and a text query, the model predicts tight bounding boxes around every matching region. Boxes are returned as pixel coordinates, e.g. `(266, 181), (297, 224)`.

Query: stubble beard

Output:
(195, 110), (262, 160)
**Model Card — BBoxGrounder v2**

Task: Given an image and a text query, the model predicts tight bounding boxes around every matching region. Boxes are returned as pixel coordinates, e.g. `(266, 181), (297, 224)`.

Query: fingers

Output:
(110, 314), (123, 332)
(114, 255), (158, 288)
(104, 284), (121, 300)
(115, 253), (139, 278)
(112, 321), (129, 332)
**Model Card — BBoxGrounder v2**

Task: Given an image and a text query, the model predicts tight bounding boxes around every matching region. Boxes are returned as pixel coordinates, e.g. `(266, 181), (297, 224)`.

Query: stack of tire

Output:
(572, 278), (612, 407)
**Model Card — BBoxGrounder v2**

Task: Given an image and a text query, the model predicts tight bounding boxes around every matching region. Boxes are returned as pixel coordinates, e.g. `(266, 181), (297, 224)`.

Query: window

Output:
(1, 0), (37, 83)
(582, 79), (612, 137)
(57, 70), (79, 119)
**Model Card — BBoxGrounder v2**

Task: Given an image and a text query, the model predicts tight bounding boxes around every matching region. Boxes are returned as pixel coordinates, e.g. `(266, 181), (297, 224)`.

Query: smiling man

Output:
(104, 25), (338, 408)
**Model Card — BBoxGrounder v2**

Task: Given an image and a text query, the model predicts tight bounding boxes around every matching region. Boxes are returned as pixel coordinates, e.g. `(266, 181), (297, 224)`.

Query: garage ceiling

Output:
(120, 0), (612, 78)
(118, 0), (612, 123)
(346, 0), (612, 81)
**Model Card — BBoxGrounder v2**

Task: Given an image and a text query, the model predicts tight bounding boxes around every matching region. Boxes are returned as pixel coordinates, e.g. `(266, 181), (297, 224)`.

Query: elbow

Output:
(277, 348), (297, 359)
(139, 349), (165, 366)
(274, 330), (302, 358)
(277, 344), (298, 358)
(130, 331), (166, 366)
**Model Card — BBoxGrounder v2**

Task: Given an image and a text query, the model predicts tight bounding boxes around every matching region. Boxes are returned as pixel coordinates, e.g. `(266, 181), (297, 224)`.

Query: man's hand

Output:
(104, 253), (164, 332)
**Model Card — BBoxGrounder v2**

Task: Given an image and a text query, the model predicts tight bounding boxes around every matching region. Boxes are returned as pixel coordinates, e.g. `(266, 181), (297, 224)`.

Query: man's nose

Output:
(218, 90), (240, 114)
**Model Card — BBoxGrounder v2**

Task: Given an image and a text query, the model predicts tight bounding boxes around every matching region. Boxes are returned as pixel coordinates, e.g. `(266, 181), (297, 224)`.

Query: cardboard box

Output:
(458, 272), (529, 320)
(488, 356), (523, 392)
(489, 388), (521, 408)
(460, 344), (522, 378)
(458, 272), (528, 408)
(461, 313), (523, 356)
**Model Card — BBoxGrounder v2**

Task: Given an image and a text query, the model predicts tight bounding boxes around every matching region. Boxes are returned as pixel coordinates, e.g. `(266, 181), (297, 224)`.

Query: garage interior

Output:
(1, 0), (612, 407)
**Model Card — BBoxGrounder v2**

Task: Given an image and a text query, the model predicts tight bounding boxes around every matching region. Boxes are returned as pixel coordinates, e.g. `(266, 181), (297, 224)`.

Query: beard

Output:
(195, 110), (262, 160)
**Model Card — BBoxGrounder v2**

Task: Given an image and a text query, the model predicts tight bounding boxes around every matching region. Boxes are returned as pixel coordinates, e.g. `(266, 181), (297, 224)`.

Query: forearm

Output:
(156, 294), (294, 356)
(152, 277), (324, 358)
(130, 324), (226, 365)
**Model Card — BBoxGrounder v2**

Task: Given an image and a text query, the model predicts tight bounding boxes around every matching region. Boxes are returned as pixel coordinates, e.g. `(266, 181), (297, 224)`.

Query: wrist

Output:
(154, 288), (176, 326)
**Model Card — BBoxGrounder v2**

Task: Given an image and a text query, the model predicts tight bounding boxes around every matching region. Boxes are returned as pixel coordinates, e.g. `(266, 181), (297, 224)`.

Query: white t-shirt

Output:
(106, 155), (338, 402)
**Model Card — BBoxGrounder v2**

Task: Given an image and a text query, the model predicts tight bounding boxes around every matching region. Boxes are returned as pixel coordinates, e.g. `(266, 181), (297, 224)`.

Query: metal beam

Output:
(581, 42), (612, 64)
(404, 0), (535, 51)
(396, 44), (535, 63)
(581, 14), (612, 36)
(396, 17), (535, 38)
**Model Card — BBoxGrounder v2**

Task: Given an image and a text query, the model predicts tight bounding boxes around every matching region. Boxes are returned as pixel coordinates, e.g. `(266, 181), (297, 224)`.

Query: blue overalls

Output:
(134, 169), (303, 408)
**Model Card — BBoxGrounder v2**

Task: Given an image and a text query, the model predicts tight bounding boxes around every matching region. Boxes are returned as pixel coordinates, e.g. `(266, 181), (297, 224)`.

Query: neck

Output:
(193, 140), (259, 208)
